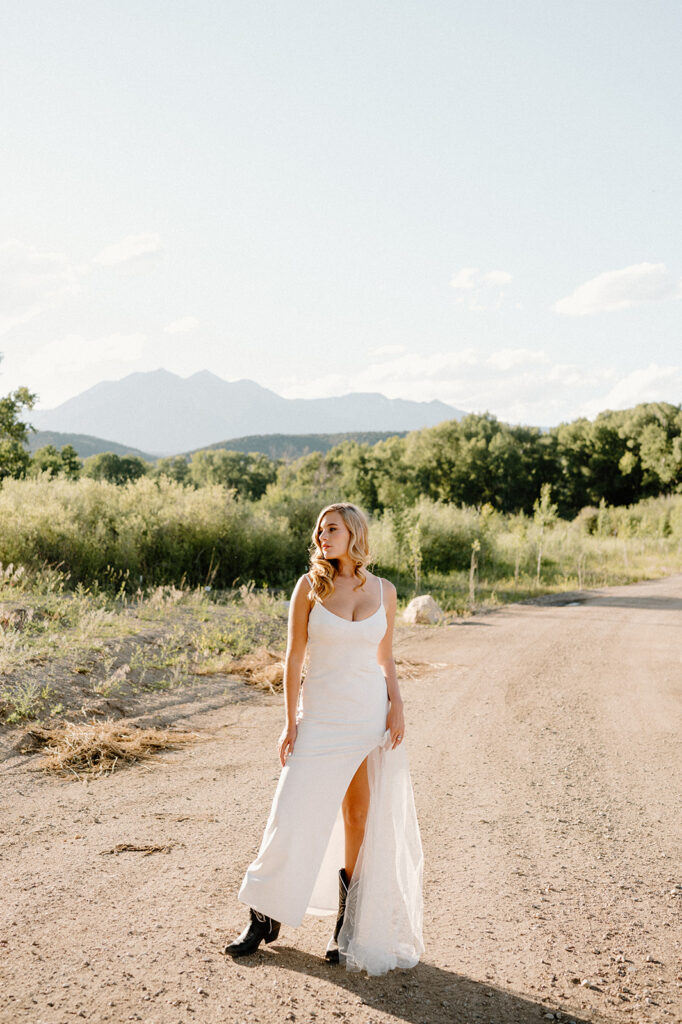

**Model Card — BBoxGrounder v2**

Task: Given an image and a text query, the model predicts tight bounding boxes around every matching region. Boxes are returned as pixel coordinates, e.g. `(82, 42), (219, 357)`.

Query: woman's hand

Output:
(386, 700), (405, 749)
(278, 723), (298, 767)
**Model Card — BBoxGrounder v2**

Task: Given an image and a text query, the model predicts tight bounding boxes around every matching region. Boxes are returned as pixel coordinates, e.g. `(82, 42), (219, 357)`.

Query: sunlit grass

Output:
(0, 488), (680, 723)
(0, 573), (289, 724)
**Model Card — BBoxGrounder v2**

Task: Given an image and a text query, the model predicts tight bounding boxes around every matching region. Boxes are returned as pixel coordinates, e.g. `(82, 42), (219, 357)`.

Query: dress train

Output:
(338, 730), (424, 975)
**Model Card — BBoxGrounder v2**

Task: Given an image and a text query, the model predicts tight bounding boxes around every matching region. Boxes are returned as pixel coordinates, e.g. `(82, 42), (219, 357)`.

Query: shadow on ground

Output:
(519, 577), (682, 613)
(582, 594), (682, 610)
(236, 945), (610, 1024)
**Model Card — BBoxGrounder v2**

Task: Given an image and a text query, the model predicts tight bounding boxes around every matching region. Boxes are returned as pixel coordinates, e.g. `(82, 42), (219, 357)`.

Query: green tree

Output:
(621, 403), (682, 493)
(0, 382), (38, 481)
(29, 443), (81, 479)
(83, 452), (150, 484)
(588, 416), (634, 505)
(404, 413), (551, 513)
(551, 418), (595, 514)
(59, 444), (81, 479)
(371, 435), (416, 510)
(156, 455), (191, 484)
(189, 449), (277, 499)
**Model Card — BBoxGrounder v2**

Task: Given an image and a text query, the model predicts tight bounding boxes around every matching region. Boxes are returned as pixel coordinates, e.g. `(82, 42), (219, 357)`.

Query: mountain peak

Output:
(187, 369), (224, 383)
(133, 367), (180, 380)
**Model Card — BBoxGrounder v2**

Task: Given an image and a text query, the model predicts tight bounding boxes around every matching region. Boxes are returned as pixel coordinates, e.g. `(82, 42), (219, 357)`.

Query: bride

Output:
(224, 502), (423, 975)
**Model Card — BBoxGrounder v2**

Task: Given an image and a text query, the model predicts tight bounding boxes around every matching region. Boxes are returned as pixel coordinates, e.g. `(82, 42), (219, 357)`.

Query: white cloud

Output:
(482, 270), (513, 287)
(485, 348), (549, 371)
(450, 266), (513, 311)
(22, 333), (148, 406)
(273, 347), (558, 415)
(369, 344), (407, 358)
(93, 233), (162, 268)
(0, 240), (81, 336)
(450, 267), (479, 291)
(554, 262), (682, 316)
(0, 232), (164, 339)
(363, 349), (481, 385)
(0, 308), (42, 337)
(270, 346), (680, 426)
(577, 363), (682, 418)
(13, 326), (678, 424)
(39, 332), (147, 369)
(164, 316), (201, 334)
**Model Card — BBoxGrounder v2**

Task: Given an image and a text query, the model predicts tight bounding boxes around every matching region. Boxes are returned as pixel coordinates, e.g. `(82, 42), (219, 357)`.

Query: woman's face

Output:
(317, 512), (351, 560)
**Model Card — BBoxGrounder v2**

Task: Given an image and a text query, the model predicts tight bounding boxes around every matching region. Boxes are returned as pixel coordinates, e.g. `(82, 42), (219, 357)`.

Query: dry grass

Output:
(100, 843), (174, 856)
(193, 646), (285, 691)
(395, 656), (448, 679)
(21, 720), (198, 776)
(193, 649), (442, 691)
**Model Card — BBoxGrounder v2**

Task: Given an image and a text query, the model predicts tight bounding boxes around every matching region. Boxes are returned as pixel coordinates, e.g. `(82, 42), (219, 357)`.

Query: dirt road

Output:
(1, 575), (681, 1024)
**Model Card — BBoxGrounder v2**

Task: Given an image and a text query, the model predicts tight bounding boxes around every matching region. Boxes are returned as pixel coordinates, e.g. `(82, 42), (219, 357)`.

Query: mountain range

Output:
(27, 430), (154, 461)
(30, 369), (465, 455)
(27, 429), (410, 463)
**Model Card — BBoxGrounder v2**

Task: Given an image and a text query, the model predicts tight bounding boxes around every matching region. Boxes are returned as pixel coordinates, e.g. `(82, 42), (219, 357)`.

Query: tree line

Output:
(1, 370), (681, 519)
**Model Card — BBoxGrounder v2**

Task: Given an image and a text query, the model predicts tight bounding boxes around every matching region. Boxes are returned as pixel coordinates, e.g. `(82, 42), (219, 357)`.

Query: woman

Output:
(224, 502), (423, 975)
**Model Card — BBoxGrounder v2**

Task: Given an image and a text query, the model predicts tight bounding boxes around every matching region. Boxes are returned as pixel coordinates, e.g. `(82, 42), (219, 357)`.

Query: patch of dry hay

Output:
(101, 843), (173, 856)
(395, 656), (447, 679)
(22, 720), (197, 777)
(192, 650), (440, 691)
(194, 647), (284, 691)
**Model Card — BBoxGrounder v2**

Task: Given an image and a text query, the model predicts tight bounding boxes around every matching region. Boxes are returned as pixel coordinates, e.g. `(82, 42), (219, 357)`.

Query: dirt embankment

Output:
(1, 575), (681, 1024)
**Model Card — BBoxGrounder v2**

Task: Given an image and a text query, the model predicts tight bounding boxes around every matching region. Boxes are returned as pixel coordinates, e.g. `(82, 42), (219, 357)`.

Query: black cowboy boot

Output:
(223, 908), (281, 957)
(325, 868), (349, 963)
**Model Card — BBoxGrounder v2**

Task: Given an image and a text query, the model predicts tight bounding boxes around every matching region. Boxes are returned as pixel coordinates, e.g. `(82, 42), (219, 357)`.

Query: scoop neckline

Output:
(315, 600), (385, 624)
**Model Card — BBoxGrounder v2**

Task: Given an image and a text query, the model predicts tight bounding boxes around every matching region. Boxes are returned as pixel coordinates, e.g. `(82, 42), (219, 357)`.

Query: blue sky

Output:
(1, 0), (680, 425)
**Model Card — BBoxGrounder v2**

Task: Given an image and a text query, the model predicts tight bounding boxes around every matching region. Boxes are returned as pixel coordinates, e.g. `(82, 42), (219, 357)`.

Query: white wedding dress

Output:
(237, 576), (424, 975)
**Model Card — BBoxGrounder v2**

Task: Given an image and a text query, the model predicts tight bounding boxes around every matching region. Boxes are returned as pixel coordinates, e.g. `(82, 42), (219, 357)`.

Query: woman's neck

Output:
(333, 556), (357, 578)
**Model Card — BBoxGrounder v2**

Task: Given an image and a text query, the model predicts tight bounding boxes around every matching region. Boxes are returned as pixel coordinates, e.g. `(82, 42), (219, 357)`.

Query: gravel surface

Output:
(1, 574), (681, 1024)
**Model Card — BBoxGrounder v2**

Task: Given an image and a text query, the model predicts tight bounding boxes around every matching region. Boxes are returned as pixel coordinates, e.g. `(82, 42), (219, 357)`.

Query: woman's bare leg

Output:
(342, 755), (370, 880)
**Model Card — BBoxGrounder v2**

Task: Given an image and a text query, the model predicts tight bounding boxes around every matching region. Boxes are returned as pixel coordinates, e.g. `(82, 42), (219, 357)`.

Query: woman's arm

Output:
(278, 574), (311, 766)
(376, 580), (406, 748)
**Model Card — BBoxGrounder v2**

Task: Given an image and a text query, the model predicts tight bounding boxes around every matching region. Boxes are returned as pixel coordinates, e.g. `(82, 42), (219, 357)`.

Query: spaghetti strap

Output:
(378, 577), (383, 608)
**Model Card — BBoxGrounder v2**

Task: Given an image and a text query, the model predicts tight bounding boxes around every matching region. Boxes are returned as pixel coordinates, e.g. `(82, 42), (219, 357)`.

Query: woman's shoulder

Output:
(367, 571), (396, 599)
(289, 574), (314, 617)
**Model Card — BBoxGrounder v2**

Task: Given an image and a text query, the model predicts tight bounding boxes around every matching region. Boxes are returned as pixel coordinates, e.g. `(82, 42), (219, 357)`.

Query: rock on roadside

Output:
(402, 595), (444, 625)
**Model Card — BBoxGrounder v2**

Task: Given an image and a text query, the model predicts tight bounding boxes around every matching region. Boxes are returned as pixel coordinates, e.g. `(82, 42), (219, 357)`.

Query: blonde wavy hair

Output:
(307, 502), (371, 604)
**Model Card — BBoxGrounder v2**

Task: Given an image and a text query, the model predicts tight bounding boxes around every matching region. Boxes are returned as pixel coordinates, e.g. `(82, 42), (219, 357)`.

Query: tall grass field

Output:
(3, 475), (681, 603)
(1, 476), (680, 727)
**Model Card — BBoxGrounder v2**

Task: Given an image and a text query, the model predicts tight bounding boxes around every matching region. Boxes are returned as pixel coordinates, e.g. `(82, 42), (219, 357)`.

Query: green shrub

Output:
(0, 476), (304, 589)
(1, 477), (680, 596)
